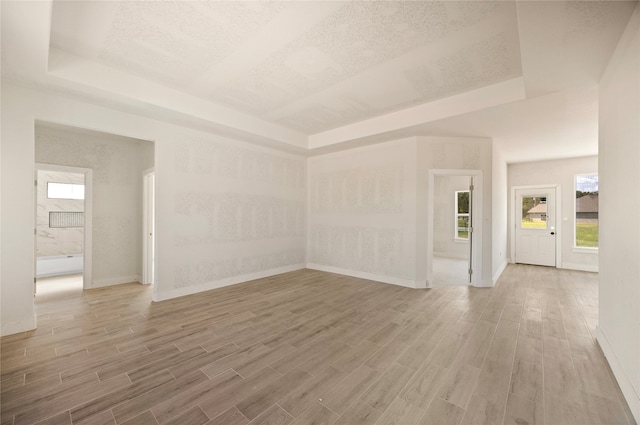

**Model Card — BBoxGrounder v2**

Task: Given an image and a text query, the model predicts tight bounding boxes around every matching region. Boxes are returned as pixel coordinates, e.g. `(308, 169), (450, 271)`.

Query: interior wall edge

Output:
(0, 314), (37, 337)
(492, 259), (509, 284)
(597, 326), (640, 424)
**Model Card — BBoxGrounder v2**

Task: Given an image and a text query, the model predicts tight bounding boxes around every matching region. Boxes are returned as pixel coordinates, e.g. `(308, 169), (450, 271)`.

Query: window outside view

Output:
(576, 174), (598, 248)
(521, 196), (547, 229)
(455, 190), (469, 240)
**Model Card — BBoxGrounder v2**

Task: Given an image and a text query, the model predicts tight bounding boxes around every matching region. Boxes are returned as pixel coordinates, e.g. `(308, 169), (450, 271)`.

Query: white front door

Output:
(515, 188), (556, 267)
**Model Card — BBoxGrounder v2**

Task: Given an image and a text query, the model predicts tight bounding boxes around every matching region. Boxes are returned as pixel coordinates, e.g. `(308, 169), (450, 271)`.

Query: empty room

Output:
(1, 1), (638, 425)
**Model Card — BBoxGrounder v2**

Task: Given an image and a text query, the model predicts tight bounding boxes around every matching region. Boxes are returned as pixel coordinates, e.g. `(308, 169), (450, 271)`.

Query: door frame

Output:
(142, 168), (155, 286)
(510, 184), (562, 267)
(35, 163), (93, 290)
(427, 169), (483, 287)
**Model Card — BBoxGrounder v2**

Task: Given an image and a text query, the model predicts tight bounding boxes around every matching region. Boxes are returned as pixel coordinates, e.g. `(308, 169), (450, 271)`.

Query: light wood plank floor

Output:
(1, 265), (636, 425)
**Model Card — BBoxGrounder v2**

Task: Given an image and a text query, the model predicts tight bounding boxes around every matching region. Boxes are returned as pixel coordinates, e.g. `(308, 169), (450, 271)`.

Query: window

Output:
(575, 174), (598, 248)
(521, 196), (547, 229)
(455, 190), (469, 240)
(47, 182), (85, 200)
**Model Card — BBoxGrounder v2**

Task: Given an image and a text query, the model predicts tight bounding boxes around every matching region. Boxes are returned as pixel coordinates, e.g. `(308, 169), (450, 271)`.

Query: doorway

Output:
(513, 186), (559, 267)
(34, 164), (93, 294)
(432, 175), (472, 285)
(427, 169), (483, 287)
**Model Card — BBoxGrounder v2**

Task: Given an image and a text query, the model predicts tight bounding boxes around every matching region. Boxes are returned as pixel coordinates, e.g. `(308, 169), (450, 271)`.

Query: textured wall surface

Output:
(159, 135), (306, 296)
(307, 139), (417, 283)
(36, 170), (85, 257)
(35, 125), (154, 286)
(1, 83), (307, 334)
(308, 136), (493, 287)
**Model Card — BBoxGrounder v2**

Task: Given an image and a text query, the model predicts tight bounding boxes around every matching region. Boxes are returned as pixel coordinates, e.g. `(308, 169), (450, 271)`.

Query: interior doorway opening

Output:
(427, 169), (483, 287)
(34, 163), (93, 295)
(432, 175), (472, 285)
(35, 164), (93, 296)
(34, 121), (155, 303)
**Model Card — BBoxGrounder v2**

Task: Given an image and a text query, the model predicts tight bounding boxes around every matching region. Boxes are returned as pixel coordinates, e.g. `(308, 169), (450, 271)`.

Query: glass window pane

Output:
(47, 182), (85, 200)
(576, 174), (598, 247)
(521, 196), (547, 229)
(457, 216), (469, 239)
(457, 191), (469, 214)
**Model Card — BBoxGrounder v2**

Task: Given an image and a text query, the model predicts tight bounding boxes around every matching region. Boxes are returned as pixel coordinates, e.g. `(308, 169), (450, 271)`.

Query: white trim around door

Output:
(510, 184), (562, 268)
(35, 163), (93, 289)
(427, 169), (483, 287)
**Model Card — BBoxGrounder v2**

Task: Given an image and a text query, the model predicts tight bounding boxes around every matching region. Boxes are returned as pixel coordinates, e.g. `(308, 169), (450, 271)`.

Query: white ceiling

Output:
(2, 1), (637, 162)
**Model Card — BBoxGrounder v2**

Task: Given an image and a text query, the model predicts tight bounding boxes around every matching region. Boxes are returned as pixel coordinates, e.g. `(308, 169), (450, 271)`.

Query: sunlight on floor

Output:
(36, 274), (83, 299)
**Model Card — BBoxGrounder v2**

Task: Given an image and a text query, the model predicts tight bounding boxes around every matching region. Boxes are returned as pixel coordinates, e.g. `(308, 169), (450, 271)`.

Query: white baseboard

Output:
(1, 313), (37, 337)
(306, 263), (424, 289)
(561, 263), (599, 273)
(597, 326), (640, 424)
(91, 274), (141, 288)
(492, 260), (508, 284)
(153, 264), (305, 302)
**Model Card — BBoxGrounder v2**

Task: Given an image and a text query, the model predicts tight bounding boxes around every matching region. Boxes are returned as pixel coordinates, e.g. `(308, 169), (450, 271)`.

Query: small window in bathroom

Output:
(47, 182), (85, 200)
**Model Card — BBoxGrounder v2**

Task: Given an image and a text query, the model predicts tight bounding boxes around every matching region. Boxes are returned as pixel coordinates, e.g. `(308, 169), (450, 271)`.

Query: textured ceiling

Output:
(2, 0), (635, 161)
(50, 1), (523, 133)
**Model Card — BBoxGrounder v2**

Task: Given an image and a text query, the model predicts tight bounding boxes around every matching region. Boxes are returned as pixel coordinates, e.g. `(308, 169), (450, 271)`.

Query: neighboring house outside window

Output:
(522, 197), (547, 229)
(575, 174), (598, 248)
(525, 201), (547, 224)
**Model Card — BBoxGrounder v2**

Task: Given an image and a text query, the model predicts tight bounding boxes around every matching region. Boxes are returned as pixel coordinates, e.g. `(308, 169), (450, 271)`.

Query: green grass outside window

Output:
(576, 223), (598, 247)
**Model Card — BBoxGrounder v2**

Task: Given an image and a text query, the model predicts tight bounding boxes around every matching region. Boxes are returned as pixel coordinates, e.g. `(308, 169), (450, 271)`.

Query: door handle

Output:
(550, 232), (555, 235)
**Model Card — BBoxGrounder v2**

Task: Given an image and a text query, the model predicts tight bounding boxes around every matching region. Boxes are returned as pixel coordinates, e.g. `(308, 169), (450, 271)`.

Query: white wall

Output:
(307, 138), (419, 287)
(507, 156), (598, 272)
(2, 84), (39, 335)
(491, 146), (508, 283)
(1, 81), (306, 335)
(433, 175), (469, 259)
(597, 4), (640, 423)
(36, 170), (84, 257)
(417, 136), (494, 287)
(35, 125), (153, 286)
(307, 136), (494, 288)
(164, 132), (306, 300)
